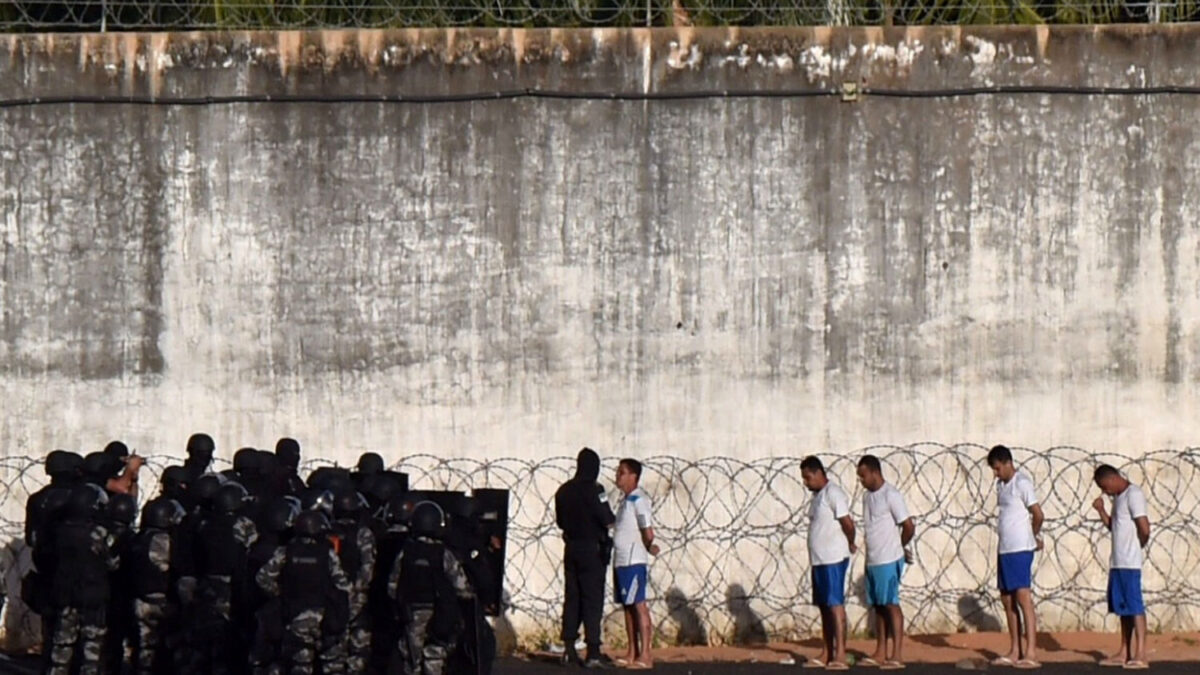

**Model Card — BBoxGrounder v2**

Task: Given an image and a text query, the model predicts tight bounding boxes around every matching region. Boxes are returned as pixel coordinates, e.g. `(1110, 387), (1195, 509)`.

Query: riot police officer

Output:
(256, 510), (352, 675)
(388, 501), (475, 675)
(127, 498), (185, 675)
(47, 484), (120, 675)
(102, 494), (139, 673)
(330, 489), (377, 673)
(554, 447), (616, 668)
(25, 450), (83, 668)
(193, 482), (259, 674)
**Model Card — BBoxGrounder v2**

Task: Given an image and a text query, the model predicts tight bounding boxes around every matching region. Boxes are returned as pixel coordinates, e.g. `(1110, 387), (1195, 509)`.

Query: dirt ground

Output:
(528, 632), (1200, 666)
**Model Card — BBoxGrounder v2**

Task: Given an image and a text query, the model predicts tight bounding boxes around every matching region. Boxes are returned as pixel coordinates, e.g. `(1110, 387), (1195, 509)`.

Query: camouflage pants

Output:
(133, 595), (170, 674)
(48, 606), (107, 675)
(343, 591), (371, 673)
(281, 608), (343, 675)
(403, 609), (451, 675)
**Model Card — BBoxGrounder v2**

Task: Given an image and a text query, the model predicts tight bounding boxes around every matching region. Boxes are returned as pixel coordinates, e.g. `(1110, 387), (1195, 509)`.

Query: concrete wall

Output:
(3, 25), (1200, 641)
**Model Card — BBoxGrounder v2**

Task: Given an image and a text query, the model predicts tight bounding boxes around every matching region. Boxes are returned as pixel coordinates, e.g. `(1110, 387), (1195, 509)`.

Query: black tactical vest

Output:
(281, 538), (331, 612)
(197, 513), (244, 577)
(126, 529), (171, 598)
(52, 520), (110, 608)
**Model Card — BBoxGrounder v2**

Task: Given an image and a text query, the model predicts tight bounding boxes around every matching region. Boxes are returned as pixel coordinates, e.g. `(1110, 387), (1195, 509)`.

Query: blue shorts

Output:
(812, 558), (849, 607)
(615, 565), (648, 606)
(1107, 569), (1145, 617)
(866, 559), (904, 607)
(997, 551), (1035, 593)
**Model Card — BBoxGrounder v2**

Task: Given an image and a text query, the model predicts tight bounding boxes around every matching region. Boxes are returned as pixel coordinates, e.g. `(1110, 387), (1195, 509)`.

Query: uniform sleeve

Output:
(255, 546), (286, 596)
(149, 531), (172, 574)
(358, 527), (377, 585)
(830, 485), (851, 519)
(444, 549), (475, 600)
(635, 494), (653, 530)
(887, 487), (911, 524)
(1019, 475), (1039, 508)
(387, 550), (404, 600)
(235, 517), (260, 548)
(592, 484), (616, 528)
(328, 548), (353, 595)
(1126, 486), (1149, 520)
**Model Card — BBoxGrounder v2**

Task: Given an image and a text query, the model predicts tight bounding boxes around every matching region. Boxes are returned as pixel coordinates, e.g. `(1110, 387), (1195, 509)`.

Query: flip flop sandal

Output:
(628, 661), (653, 670)
(881, 662), (907, 670)
(860, 657), (883, 667)
(1100, 658), (1128, 667)
(615, 658), (632, 667)
(804, 659), (828, 669)
(1123, 661), (1149, 670)
(826, 662), (851, 671)
(1014, 659), (1042, 670)
(991, 657), (1016, 667)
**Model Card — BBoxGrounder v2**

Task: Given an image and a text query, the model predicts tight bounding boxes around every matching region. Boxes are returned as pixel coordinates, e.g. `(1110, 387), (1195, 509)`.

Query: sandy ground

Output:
(527, 632), (1200, 666)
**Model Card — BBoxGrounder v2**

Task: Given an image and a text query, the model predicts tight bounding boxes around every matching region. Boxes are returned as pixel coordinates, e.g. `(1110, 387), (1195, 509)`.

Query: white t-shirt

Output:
(863, 482), (911, 566)
(996, 471), (1039, 554)
(1110, 483), (1149, 570)
(808, 481), (851, 565)
(613, 487), (653, 568)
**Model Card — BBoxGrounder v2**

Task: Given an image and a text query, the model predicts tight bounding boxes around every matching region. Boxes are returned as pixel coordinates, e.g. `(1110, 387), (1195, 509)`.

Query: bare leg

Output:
(887, 605), (905, 663)
(816, 607), (832, 664)
(869, 608), (887, 661)
(635, 602), (654, 666)
(1132, 615), (1147, 664)
(999, 592), (1021, 661)
(830, 605), (848, 665)
(1014, 588), (1038, 662)
(622, 607), (636, 662)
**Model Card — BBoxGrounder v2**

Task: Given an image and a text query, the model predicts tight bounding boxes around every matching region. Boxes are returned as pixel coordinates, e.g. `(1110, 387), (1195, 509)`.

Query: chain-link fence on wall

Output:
(2, 0), (1199, 31)
(2, 444), (1200, 649)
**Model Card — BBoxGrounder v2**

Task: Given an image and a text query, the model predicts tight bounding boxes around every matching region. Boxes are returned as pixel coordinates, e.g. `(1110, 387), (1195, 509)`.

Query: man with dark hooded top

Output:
(554, 447), (616, 668)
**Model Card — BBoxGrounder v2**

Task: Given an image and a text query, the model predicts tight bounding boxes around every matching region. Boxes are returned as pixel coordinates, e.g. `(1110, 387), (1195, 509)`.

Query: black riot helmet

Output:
(68, 484), (109, 519)
(141, 499), (185, 530)
(410, 501), (446, 538)
(262, 498), (300, 534)
(213, 483), (250, 514)
(108, 493), (138, 525)
(233, 447), (260, 475)
(83, 451), (120, 482)
(45, 450), (83, 478)
(333, 489), (365, 520)
(293, 510), (329, 538)
(356, 453), (385, 476)
(192, 474), (225, 505)
(103, 440), (129, 460)
(300, 488), (335, 517)
(186, 433), (215, 460)
(161, 465), (190, 492)
(383, 494), (414, 526)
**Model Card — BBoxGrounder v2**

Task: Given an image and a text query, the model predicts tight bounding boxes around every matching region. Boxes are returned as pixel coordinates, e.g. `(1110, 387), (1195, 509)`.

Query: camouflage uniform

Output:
(48, 518), (119, 675)
(129, 528), (173, 674)
(194, 511), (259, 674)
(334, 520), (377, 673)
(256, 531), (353, 675)
(388, 535), (475, 675)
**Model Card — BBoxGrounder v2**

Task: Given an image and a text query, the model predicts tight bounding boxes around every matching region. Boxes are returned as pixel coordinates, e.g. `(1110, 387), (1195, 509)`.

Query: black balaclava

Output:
(275, 437), (301, 471)
(575, 447), (601, 482)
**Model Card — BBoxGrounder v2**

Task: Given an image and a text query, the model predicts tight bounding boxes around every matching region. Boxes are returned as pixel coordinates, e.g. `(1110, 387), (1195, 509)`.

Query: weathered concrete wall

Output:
(3, 26), (1200, 640)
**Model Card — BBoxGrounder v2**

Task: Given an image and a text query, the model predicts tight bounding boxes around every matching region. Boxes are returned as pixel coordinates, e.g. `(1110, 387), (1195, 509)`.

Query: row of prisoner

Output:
(558, 445), (1152, 671)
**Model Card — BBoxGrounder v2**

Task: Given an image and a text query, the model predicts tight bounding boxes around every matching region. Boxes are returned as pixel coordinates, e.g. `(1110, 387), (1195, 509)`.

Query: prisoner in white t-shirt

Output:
(986, 445), (1045, 668)
(1093, 465), (1152, 668)
(856, 455), (916, 668)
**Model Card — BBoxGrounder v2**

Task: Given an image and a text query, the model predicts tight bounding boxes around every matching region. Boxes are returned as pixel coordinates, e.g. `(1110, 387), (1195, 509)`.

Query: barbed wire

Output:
(1, 0), (1199, 31)
(2, 444), (1199, 649)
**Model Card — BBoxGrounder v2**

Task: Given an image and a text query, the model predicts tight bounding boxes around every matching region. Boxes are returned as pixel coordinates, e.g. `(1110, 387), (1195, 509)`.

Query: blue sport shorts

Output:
(997, 550), (1035, 593)
(615, 564), (648, 606)
(1107, 569), (1145, 617)
(812, 558), (849, 607)
(866, 559), (904, 607)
